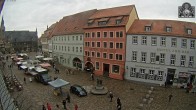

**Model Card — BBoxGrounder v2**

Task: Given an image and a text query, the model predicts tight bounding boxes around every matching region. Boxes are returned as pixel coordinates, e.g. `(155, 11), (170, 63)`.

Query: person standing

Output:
(117, 97), (121, 105)
(42, 105), (46, 110)
(168, 94), (173, 102)
(62, 99), (66, 109)
(66, 93), (70, 103)
(47, 103), (51, 110)
(74, 104), (78, 110)
(24, 77), (26, 84)
(109, 92), (113, 102)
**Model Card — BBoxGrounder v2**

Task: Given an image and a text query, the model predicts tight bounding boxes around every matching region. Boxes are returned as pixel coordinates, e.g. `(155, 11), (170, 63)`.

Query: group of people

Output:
(109, 92), (122, 110)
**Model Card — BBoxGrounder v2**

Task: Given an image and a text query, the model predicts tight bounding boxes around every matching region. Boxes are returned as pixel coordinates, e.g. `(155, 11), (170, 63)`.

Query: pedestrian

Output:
(47, 103), (51, 110)
(62, 99), (66, 109)
(66, 93), (70, 103)
(29, 77), (32, 82)
(56, 104), (59, 109)
(164, 81), (167, 88)
(117, 97), (121, 105)
(24, 77), (26, 84)
(74, 104), (78, 110)
(91, 73), (94, 80)
(42, 105), (46, 110)
(109, 92), (113, 102)
(117, 103), (121, 110)
(168, 94), (173, 102)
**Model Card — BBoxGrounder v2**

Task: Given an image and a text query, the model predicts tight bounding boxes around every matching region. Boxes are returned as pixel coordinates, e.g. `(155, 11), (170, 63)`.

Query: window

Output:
(73, 36), (75, 40)
(170, 54), (176, 65)
(141, 36), (147, 45)
(91, 52), (95, 57)
(103, 42), (107, 48)
(116, 54), (123, 60)
(151, 37), (157, 46)
(80, 47), (82, 52)
(87, 52), (90, 56)
(72, 47), (74, 52)
(92, 42), (95, 47)
(150, 53), (156, 63)
(141, 52), (147, 62)
(182, 39), (187, 48)
(97, 52), (100, 58)
(116, 20), (121, 24)
(158, 71), (163, 76)
(160, 53), (165, 64)
(104, 32), (107, 37)
(112, 65), (120, 73)
(103, 53), (107, 59)
(116, 43), (123, 49)
(98, 21), (107, 25)
(149, 70), (155, 80)
(157, 71), (163, 81)
(166, 27), (172, 32)
(171, 38), (177, 47)
(180, 55), (186, 66)
(97, 42), (100, 47)
(140, 69), (145, 74)
(160, 37), (166, 46)
(187, 29), (192, 34)
(120, 31), (123, 37)
(189, 56), (194, 67)
(80, 36), (82, 40)
(190, 40), (195, 49)
(85, 51), (88, 56)
(149, 70), (154, 75)
(130, 68), (136, 77)
(85, 33), (88, 38)
(62, 46), (63, 51)
(145, 26), (151, 31)
(92, 32), (95, 37)
(87, 42), (90, 47)
(110, 32), (114, 37)
(132, 51), (137, 61)
(109, 54), (113, 59)
(68, 47), (70, 51)
(109, 42), (113, 48)
(96, 62), (99, 70)
(76, 47), (78, 52)
(76, 36), (78, 40)
(132, 36), (138, 44)
(97, 32), (100, 38)
(116, 32), (119, 37)
(64, 37), (66, 41)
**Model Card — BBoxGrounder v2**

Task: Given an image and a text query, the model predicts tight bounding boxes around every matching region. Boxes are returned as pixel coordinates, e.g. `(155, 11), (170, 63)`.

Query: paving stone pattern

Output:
(2, 52), (196, 110)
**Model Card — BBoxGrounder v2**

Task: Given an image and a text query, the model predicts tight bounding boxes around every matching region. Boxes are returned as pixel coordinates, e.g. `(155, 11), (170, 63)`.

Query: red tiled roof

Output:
(52, 9), (97, 36)
(89, 5), (134, 19)
(127, 19), (196, 38)
(40, 22), (58, 39)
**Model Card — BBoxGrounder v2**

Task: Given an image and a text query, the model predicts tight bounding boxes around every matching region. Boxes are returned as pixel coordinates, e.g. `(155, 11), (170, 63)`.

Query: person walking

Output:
(66, 93), (70, 103)
(91, 73), (94, 80)
(42, 105), (46, 110)
(74, 104), (78, 110)
(109, 92), (113, 102)
(23, 77), (26, 84)
(117, 97), (121, 105)
(168, 94), (173, 102)
(47, 103), (51, 110)
(62, 99), (66, 109)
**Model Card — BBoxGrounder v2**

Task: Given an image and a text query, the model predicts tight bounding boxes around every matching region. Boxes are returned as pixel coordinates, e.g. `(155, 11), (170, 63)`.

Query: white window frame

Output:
(141, 52), (147, 63)
(150, 53), (156, 63)
(140, 69), (145, 74)
(160, 37), (166, 46)
(96, 52), (101, 58)
(190, 40), (195, 49)
(151, 37), (157, 46)
(170, 54), (176, 65)
(160, 53), (165, 64)
(132, 36), (138, 44)
(132, 51), (137, 62)
(130, 67), (136, 77)
(103, 41), (107, 48)
(95, 62), (99, 70)
(181, 39), (187, 48)
(180, 55), (186, 66)
(171, 38), (177, 47)
(189, 56), (194, 67)
(109, 53), (113, 60)
(103, 52), (107, 59)
(96, 41), (101, 48)
(141, 36), (147, 45)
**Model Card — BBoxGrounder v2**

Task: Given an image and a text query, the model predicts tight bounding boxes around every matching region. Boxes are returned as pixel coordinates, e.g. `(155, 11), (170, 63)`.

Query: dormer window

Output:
(88, 19), (94, 26)
(166, 27), (172, 32)
(98, 18), (109, 26)
(187, 29), (192, 34)
(116, 16), (123, 25)
(145, 26), (151, 32)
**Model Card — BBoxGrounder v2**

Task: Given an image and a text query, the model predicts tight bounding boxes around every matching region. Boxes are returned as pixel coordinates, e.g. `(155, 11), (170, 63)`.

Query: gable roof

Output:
(127, 19), (196, 38)
(5, 31), (38, 42)
(89, 5), (134, 19)
(52, 9), (97, 36)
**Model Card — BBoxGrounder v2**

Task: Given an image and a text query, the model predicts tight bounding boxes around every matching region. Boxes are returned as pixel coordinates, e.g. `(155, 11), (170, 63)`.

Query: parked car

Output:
(70, 85), (87, 97)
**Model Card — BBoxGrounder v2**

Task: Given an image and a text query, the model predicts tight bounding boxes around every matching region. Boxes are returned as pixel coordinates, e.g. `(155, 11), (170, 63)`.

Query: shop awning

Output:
(48, 79), (70, 88)
(43, 57), (53, 61)
(39, 63), (51, 67)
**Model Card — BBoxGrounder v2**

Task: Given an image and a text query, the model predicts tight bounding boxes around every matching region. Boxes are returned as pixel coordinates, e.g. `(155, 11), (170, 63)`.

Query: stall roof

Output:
(35, 55), (44, 59)
(35, 67), (47, 72)
(48, 79), (70, 88)
(39, 63), (51, 67)
(43, 57), (53, 61)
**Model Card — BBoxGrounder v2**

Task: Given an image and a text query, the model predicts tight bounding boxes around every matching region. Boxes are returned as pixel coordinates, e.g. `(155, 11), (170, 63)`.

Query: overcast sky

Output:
(1, 0), (196, 37)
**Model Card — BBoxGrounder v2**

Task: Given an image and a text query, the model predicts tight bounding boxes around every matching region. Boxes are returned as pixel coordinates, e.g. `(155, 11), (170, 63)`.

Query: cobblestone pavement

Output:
(2, 52), (196, 110)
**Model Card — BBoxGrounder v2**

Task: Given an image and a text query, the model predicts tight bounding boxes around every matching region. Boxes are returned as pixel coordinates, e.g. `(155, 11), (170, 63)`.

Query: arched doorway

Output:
(73, 57), (82, 69)
(85, 62), (93, 72)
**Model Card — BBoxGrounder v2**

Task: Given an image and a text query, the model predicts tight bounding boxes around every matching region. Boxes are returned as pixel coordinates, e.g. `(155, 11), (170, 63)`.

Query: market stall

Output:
(39, 63), (51, 71)
(48, 79), (70, 96)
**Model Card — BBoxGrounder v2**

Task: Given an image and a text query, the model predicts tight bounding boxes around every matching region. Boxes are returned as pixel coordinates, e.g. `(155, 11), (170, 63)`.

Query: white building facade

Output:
(52, 34), (84, 69)
(125, 20), (196, 86)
